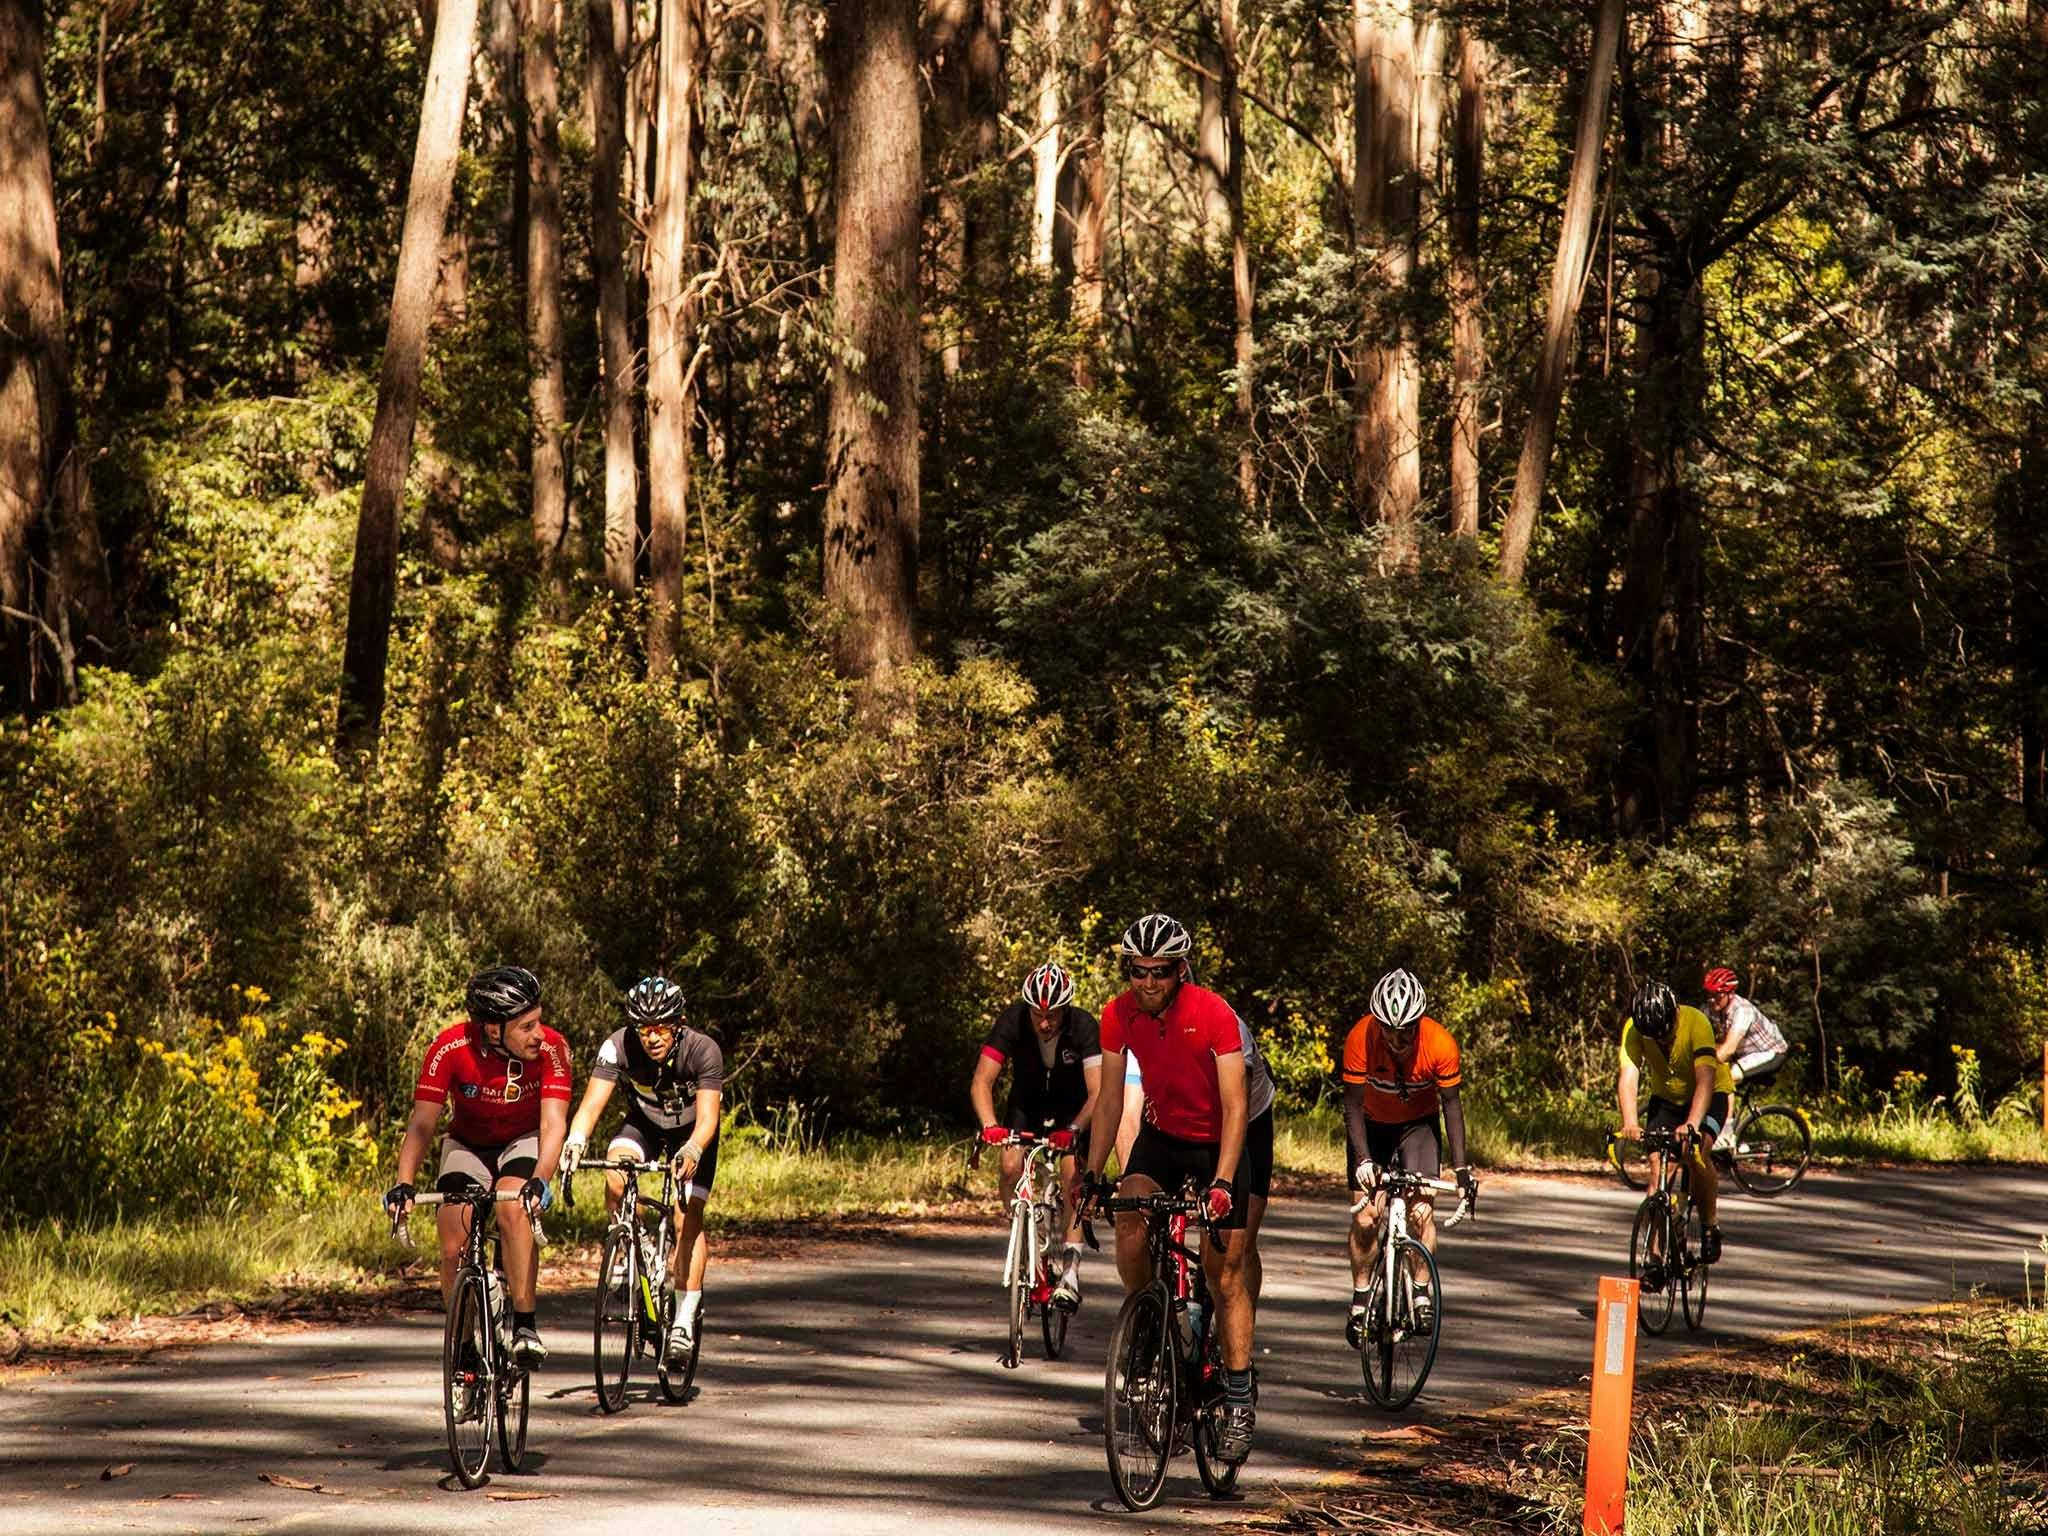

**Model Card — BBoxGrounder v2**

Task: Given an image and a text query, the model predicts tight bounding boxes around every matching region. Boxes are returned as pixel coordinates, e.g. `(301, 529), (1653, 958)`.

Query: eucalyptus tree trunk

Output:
(1498, 0), (1622, 583)
(523, 0), (571, 586)
(929, 0), (974, 379)
(1349, 0), (1438, 563)
(337, 0), (479, 755)
(0, 0), (113, 711)
(488, 0), (528, 293)
(822, 0), (921, 678)
(1070, 0), (1112, 385)
(646, 0), (701, 675)
(1195, 12), (1229, 243)
(1447, 28), (1486, 540)
(1030, 0), (1065, 272)
(1221, 0), (1255, 509)
(588, 0), (638, 597)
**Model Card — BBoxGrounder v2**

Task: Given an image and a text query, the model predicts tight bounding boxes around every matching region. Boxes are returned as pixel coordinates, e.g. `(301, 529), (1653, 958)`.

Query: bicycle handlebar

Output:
(383, 1187), (538, 1248)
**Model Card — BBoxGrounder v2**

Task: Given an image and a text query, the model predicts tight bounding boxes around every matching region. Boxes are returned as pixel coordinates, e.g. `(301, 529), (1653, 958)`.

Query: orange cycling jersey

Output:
(1340, 1014), (1462, 1124)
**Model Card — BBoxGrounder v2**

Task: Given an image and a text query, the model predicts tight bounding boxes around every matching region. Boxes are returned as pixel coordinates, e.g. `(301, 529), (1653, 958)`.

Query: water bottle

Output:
(1185, 1298), (1207, 1354)
(1172, 1296), (1195, 1356)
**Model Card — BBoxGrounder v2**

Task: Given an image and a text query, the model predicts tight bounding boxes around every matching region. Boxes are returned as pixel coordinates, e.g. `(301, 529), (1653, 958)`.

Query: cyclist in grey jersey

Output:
(1704, 967), (1789, 1154)
(561, 977), (723, 1357)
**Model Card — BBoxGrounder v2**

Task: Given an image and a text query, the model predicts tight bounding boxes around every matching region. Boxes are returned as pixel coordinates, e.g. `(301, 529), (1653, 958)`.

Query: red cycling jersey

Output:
(413, 1021), (573, 1146)
(1100, 982), (1245, 1143)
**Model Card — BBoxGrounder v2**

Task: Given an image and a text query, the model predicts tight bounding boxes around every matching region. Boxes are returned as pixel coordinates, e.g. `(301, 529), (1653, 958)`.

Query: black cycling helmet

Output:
(467, 965), (542, 1026)
(625, 975), (687, 1029)
(1119, 913), (1192, 961)
(1631, 979), (1678, 1035)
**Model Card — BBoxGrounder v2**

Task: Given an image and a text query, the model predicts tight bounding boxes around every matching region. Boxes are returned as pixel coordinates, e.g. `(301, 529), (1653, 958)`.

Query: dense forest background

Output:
(3, 0), (2045, 1218)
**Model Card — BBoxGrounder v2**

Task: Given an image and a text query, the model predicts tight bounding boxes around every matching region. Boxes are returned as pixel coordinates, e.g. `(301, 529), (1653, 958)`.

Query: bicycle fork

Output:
(1002, 1196), (1038, 1292)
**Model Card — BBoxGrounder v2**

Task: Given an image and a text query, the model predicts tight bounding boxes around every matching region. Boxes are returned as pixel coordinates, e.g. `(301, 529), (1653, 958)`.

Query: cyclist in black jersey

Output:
(970, 962), (1102, 1308)
(561, 977), (724, 1359)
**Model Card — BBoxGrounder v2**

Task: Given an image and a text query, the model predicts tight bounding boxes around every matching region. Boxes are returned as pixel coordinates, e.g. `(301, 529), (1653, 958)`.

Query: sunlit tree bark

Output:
(647, 0), (701, 675)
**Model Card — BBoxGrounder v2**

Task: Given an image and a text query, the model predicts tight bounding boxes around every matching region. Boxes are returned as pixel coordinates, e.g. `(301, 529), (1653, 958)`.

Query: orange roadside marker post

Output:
(1583, 1275), (1640, 1535)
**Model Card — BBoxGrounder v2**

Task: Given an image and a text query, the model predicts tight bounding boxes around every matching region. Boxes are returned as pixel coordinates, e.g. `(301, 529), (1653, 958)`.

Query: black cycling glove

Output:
(383, 1181), (414, 1218)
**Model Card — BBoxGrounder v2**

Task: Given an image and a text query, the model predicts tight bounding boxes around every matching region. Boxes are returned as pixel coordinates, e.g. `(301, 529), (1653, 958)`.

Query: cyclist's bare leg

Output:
(1347, 1191), (1385, 1290)
(1058, 1154), (1084, 1245)
(1242, 1193), (1267, 1308)
(494, 1175), (538, 1310)
(999, 1144), (1025, 1204)
(1202, 1228), (1254, 1372)
(1114, 1092), (1144, 1175)
(1690, 1146), (1719, 1227)
(1113, 1172), (1161, 1292)
(673, 1195), (709, 1289)
(603, 1168), (628, 1219)
(436, 1203), (470, 1306)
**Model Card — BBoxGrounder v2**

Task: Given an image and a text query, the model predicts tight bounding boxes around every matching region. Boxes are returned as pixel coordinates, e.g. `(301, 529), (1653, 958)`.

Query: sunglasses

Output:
(1127, 961), (1178, 981)
(502, 1056), (525, 1104)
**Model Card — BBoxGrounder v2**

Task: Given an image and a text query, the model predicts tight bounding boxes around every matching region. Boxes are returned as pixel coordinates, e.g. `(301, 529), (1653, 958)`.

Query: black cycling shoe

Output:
(1345, 1305), (1369, 1351)
(1639, 1261), (1667, 1293)
(1701, 1226), (1723, 1265)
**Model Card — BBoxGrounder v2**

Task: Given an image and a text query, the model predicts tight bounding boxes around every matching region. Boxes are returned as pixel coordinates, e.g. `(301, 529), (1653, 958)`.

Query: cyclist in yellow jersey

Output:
(1615, 978), (1732, 1270)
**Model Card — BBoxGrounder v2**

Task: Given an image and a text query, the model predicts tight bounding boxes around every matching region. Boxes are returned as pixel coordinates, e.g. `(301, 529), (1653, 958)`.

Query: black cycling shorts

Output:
(1119, 1108), (1273, 1230)
(1646, 1092), (1730, 1140)
(607, 1108), (719, 1202)
(1003, 1101), (1091, 1159)
(1348, 1116), (1441, 1187)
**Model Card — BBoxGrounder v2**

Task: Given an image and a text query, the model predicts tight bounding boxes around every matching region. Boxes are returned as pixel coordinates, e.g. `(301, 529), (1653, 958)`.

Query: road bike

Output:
(972, 1130), (1074, 1366)
(1626, 1126), (1710, 1334)
(1100, 1185), (1243, 1511)
(386, 1181), (536, 1488)
(1349, 1167), (1468, 1411)
(569, 1156), (700, 1411)
(1610, 1078), (1812, 1197)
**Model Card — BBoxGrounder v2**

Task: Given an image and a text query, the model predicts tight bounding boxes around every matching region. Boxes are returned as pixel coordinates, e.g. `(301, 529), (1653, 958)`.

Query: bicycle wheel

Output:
(1680, 1201), (1709, 1330)
(1609, 1137), (1648, 1191)
(593, 1229), (636, 1413)
(657, 1290), (699, 1402)
(1629, 1197), (1675, 1335)
(495, 1355), (529, 1471)
(1728, 1104), (1812, 1196)
(1007, 1267), (1028, 1366)
(1038, 1214), (1069, 1360)
(442, 1271), (494, 1487)
(1104, 1287), (1175, 1512)
(1193, 1349), (1241, 1496)
(1361, 1239), (1440, 1411)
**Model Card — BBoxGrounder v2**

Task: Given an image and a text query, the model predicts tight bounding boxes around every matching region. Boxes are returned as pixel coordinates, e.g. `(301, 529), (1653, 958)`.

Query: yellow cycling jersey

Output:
(1620, 1005), (1733, 1105)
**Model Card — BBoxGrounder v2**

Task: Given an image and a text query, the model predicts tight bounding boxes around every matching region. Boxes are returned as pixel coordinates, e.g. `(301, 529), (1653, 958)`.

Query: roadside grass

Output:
(1525, 1302), (2048, 1534)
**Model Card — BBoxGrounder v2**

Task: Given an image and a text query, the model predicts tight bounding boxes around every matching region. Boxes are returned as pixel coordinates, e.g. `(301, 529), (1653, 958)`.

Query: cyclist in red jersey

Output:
(1082, 913), (1276, 1466)
(384, 967), (572, 1364)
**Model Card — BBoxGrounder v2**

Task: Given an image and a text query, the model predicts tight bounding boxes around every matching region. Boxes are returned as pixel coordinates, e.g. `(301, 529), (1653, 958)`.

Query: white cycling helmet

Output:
(1021, 962), (1076, 1011)
(1118, 913), (1192, 960)
(1370, 968), (1427, 1029)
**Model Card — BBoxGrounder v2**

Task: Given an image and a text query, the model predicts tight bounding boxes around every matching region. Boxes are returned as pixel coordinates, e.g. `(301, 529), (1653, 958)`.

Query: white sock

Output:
(680, 1290), (704, 1325)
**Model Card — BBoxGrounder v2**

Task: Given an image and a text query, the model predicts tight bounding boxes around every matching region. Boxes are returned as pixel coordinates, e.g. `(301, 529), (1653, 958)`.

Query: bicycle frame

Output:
(577, 1157), (681, 1318)
(999, 1138), (1066, 1303)
(1351, 1170), (1461, 1321)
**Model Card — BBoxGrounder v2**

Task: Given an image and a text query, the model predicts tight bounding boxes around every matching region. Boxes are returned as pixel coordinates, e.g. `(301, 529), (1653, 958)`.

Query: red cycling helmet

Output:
(1702, 966), (1739, 996)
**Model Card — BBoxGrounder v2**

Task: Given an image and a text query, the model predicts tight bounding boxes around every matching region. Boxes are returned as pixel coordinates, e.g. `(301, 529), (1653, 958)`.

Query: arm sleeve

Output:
(1339, 1020), (1369, 1085)
(591, 1032), (626, 1083)
(1074, 1010), (1102, 1065)
(1431, 1024), (1463, 1090)
(1099, 1000), (1126, 1054)
(413, 1034), (454, 1104)
(980, 1004), (1021, 1065)
(693, 1034), (726, 1093)
(539, 1034), (574, 1101)
(1207, 1000), (1245, 1056)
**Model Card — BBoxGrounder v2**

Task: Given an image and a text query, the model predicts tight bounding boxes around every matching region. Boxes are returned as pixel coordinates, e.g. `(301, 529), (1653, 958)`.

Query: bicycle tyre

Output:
(442, 1271), (494, 1487)
(1728, 1104), (1812, 1197)
(1104, 1286), (1175, 1511)
(1038, 1212), (1069, 1359)
(495, 1354), (529, 1471)
(1681, 1201), (1709, 1331)
(1193, 1349), (1241, 1496)
(1361, 1238), (1440, 1411)
(1629, 1197), (1675, 1335)
(1041, 1293), (1070, 1359)
(657, 1290), (699, 1402)
(593, 1229), (636, 1413)
(1609, 1137), (1648, 1191)
(1008, 1262), (1028, 1367)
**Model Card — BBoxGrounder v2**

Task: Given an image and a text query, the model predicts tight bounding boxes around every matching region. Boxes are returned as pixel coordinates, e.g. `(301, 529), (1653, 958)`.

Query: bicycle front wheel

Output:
(495, 1356), (529, 1471)
(1609, 1137), (1648, 1191)
(1680, 1201), (1709, 1330)
(1629, 1198), (1675, 1335)
(1361, 1239), (1440, 1411)
(1193, 1355), (1241, 1496)
(1728, 1105), (1812, 1196)
(593, 1229), (636, 1413)
(442, 1271), (494, 1487)
(1104, 1287), (1175, 1511)
(1038, 1214), (1069, 1359)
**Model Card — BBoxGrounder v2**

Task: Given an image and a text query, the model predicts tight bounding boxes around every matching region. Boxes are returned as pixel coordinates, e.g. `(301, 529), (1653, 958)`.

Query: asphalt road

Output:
(5, 1166), (2045, 1534)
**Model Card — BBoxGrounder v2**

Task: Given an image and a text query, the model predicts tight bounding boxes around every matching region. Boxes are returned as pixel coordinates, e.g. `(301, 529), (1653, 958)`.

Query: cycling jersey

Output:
(414, 1021), (573, 1145)
(1621, 1005), (1732, 1105)
(1100, 982), (1275, 1143)
(980, 1002), (1101, 1126)
(591, 1025), (725, 1136)
(1340, 1014), (1462, 1125)
(1718, 994), (1788, 1058)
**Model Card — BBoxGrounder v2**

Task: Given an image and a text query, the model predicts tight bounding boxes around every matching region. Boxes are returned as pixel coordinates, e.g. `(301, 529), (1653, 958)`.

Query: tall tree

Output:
(1, 0), (113, 710)
(336, 0), (480, 755)
(1349, 0), (1441, 563)
(588, 0), (637, 597)
(822, 0), (922, 677)
(1447, 28), (1486, 540)
(1497, 0), (1621, 583)
(1070, 0), (1112, 385)
(523, 0), (571, 584)
(646, 0), (701, 675)
(928, 0), (975, 379)
(1220, 0), (1255, 509)
(1030, 0), (1065, 273)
